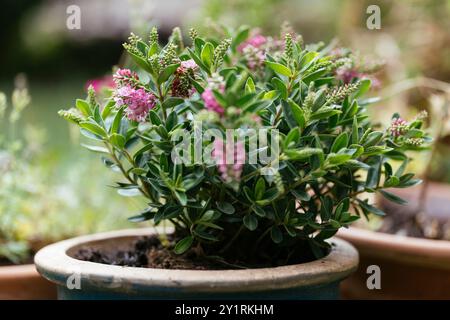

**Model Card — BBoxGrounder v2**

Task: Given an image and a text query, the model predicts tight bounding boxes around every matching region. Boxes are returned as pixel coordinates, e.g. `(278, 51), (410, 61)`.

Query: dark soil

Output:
(75, 236), (232, 270)
(74, 234), (321, 270)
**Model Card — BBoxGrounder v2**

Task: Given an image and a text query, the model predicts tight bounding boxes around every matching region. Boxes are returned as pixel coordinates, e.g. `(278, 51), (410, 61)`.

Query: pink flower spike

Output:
(113, 68), (139, 86)
(202, 88), (224, 115)
(390, 117), (408, 137)
(238, 35), (267, 53)
(85, 76), (116, 92)
(114, 85), (156, 122)
(180, 59), (198, 70)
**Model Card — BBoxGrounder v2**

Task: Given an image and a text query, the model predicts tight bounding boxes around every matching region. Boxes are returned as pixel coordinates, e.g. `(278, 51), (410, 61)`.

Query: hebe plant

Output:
(60, 25), (429, 266)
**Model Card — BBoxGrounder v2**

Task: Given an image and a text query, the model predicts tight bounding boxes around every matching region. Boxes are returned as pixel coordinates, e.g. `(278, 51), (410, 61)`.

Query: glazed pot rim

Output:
(338, 227), (450, 262)
(35, 228), (358, 293)
(0, 264), (40, 280)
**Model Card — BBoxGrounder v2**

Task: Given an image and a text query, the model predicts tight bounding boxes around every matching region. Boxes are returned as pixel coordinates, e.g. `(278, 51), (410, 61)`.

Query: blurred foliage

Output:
(0, 78), (144, 264)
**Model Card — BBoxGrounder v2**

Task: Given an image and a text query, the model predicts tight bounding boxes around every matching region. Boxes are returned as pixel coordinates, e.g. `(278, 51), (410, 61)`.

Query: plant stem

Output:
(157, 85), (167, 121)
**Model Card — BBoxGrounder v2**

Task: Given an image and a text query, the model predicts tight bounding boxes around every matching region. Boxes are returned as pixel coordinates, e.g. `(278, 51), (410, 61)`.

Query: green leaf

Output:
(379, 190), (408, 205)
(136, 40), (149, 56)
(331, 132), (349, 153)
(284, 128), (300, 149)
(265, 61), (292, 77)
(357, 199), (386, 216)
(110, 107), (124, 134)
(245, 77), (256, 94)
(80, 144), (109, 153)
(284, 148), (323, 160)
(255, 177), (266, 200)
(187, 48), (210, 75)
(288, 99), (305, 129)
(312, 89), (327, 112)
(148, 42), (159, 57)
(252, 206), (266, 217)
(80, 122), (107, 138)
(76, 99), (91, 116)
(174, 236), (194, 254)
(352, 116), (359, 144)
(383, 175), (400, 188)
(355, 79), (371, 98)
(149, 110), (162, 125)
(128, 208), (155, 222)
(281, 100), (297, 129)
(291, 189), (311, 201)
(303, 68), (327, 85)
(128, 51), (153, 74)
(117, 188), (142, 197)
(158, 63), (180, 84)
(201, 42), (214, 69)
(366, 156), (382, 188)
(243, 215), (258, 231)
(362, 131), (383, 147)
(216, 202), (235, 214)
(162, 97), (184, 109)
(270, 226), (283, 243)
(263, 90), (279, 100)
(310, 107), (341, 121)
(101, 100), (115, 119)
(271, 77), (288, 99)
(110, 133), (126, 149)
(166, 111), (178, 131)
(231, 25), (250, 51)
(326, 153), (352, 166)
(174, 190), (187, 206)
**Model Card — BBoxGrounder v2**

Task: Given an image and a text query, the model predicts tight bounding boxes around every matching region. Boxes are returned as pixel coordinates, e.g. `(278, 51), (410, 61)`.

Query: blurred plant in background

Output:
(0, 77), (142, 264)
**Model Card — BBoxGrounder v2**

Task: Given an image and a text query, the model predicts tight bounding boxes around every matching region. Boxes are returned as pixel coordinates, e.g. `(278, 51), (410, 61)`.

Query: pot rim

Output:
(35, 228), (358, 293)
(337, 227), (450, 268)
(0, 264), (40, 280)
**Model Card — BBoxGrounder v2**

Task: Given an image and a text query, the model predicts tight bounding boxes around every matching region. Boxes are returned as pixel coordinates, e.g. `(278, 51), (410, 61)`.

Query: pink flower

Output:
(113, 68), (139, 86)
(390, 118), (408, 137)
(85, 76), (116, 92)
(243, 46), (266, 70)
(238, 35), (267, 52)
(180, 59), (198, 70)
(336, 67), (360, 84)
(171, 60), (198, 98)
(212, 139), (245, 182)
(114, 85), (156, 122)
(201, 88), (224, 115)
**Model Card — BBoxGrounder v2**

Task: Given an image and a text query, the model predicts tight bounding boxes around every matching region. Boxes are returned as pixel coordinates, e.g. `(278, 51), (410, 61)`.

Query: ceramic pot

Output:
(35, 228), (358, 300)
(338, 182), (450, 299)
(0, 264), (56, 299)
(338, 227), (450, 299)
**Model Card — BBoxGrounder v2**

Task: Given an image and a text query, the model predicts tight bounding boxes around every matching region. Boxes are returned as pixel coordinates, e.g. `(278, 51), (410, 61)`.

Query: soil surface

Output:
(75, 236), (232, 270)
(74, 234), (320, 270)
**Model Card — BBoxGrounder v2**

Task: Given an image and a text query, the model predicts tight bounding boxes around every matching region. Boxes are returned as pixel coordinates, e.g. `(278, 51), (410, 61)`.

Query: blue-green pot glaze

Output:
(35, 228), (358, 300)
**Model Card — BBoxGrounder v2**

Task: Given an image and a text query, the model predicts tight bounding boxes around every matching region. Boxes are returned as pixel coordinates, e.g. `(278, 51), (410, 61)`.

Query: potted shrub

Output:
(338, 86), (450, 299)
(0, 81), (135, 299)
(36, 25), (426, 300)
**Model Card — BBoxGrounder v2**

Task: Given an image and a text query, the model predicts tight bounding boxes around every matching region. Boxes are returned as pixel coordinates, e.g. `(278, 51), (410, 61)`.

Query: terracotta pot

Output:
(338, 182), (450, 299)
(35, 228), (358, 300)
(337, 227), (450, 299)
(0, 264), (57, 299)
